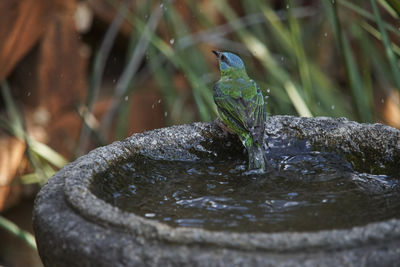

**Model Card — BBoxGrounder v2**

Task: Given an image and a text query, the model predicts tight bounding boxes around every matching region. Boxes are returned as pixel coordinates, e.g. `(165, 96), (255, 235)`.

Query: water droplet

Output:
(124, 96), (129, 101)
(158, 99), (162, 104)
(164, 111), (168, 117)
(324, 32), (328, 37)
(152, 104), (155, 109)
(159, 2), (167, 10)
(145, 213), (156, 218)
(169, 38), (175, 45)
(286, 4), (290, 9)
(267, 88), (271, 93)
(331, 105), (335, 110)
(283, 201), (298, 208)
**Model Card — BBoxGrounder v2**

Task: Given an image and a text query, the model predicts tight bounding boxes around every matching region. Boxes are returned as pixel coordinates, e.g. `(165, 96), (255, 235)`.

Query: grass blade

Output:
(322, 1), (373, 122)
(360, 20), (400, 56)
(284, 82), (313, 117)
(29, 139), (68, 168)
(370, 0), (400, 92)
(287, 0), (314, 105)
(100, 1), (165, 137)
(76, 1), (129, 155)
(385, 0), (400, 16)
(338, 0), (400, 36)
(1, 81), (67, 184)
(0, 216), (37, 250)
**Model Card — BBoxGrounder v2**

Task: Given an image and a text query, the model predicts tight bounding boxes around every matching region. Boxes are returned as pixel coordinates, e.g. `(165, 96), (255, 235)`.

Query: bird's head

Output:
(212, 51), (246, 75)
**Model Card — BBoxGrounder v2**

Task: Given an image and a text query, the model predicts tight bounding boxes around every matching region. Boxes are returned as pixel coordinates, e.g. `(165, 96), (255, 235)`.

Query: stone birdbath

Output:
(33, 116), (400, 266)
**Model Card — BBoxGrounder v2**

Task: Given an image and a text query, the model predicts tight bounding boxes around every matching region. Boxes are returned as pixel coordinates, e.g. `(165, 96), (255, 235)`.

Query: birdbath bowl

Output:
(33, 116), (400, 266)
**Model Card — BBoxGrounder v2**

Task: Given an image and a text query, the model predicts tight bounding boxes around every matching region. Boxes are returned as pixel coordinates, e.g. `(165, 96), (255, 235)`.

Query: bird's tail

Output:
(247, 142), (266, 173)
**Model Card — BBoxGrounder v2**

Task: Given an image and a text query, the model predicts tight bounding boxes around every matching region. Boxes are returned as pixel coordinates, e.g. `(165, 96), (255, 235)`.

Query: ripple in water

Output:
(91, 140), (400, 232)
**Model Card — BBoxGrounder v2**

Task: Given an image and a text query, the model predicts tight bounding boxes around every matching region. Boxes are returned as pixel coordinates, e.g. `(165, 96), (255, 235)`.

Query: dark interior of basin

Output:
(90, 136), (400, 233)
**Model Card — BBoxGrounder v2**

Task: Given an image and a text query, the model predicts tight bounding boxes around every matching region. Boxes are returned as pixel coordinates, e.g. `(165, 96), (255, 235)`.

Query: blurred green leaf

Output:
(284, 82), (313, 117)
(339, 0), (400, 35)
(1, 81), (67, 185)
(29, 139), (67, 168)
(371, 0), (400, 92)
(82, 0), (400, 144)
(0, 216), (37, 250)
(323, 1), (373, 122)
(381, 0), (400, 17)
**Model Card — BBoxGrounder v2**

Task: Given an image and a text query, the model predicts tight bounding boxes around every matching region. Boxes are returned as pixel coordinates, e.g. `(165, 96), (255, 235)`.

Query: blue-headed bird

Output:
(212, 51), (267, 173)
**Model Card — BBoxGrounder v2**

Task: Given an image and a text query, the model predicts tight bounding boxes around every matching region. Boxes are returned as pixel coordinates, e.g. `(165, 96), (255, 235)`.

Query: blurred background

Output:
(0, 0), (399, 265)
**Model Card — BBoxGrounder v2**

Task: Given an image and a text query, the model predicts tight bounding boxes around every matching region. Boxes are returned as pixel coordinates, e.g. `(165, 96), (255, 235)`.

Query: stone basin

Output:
(33, 116), (400, 266)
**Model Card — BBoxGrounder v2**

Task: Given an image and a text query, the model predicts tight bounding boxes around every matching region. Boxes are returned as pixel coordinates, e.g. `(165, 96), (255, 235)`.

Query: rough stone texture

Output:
(33, 116), (400, 267)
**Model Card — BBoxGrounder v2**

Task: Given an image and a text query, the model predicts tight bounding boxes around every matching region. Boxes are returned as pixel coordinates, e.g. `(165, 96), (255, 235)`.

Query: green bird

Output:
(212, 51), (267, 173)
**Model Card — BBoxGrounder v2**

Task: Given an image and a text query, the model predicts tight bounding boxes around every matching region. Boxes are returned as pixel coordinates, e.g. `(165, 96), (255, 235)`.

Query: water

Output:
(90, 139), (400, 233)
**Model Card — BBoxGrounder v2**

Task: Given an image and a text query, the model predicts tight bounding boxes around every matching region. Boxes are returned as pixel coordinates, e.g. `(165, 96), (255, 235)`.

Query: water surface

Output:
(91, 139), (400, 232)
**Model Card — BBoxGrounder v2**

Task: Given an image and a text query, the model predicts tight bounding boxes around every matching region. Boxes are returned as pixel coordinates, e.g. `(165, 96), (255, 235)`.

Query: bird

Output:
(212, 50), (267, 173)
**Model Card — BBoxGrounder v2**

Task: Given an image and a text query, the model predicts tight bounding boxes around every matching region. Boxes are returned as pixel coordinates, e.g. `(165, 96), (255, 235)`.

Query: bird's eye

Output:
(220, 54), (227, 62)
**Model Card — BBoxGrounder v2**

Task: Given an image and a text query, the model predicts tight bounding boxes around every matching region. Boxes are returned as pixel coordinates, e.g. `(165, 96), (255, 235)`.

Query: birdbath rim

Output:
(63, 115), (400, 252)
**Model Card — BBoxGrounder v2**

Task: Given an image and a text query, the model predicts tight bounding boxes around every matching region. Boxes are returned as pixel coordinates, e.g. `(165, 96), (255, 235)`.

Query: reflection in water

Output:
(91, 139), (400, 233)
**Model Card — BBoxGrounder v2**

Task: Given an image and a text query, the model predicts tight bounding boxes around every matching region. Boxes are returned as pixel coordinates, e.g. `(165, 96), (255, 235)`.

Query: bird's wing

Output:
(248, 81), (266, 145)
(214, 81), (266, 145)
(213, 83), (248, 136)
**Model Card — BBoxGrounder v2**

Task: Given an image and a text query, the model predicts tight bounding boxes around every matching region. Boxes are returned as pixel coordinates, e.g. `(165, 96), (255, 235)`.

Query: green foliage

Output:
(99, 0), (399, 130)
(0, 81), (67, 185)
(0, 215), (37, 250)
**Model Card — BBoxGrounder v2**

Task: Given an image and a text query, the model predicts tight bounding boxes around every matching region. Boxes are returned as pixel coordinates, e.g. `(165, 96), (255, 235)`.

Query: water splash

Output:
(91, 139), (400, 233)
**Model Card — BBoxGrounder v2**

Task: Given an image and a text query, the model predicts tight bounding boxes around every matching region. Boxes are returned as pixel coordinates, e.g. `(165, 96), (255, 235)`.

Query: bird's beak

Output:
(212, 50), (220, 58)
